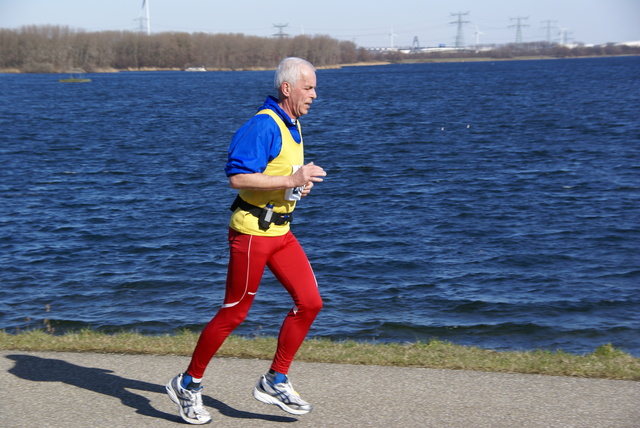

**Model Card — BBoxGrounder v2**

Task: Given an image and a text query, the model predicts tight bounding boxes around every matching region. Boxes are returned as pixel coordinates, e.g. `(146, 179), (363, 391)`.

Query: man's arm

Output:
(229, 172), (294, 191)
(229, 162), (326, 192)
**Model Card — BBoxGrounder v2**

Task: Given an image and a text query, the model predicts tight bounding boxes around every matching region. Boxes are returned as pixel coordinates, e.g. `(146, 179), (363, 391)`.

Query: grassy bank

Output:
(1, 330), (638, 381)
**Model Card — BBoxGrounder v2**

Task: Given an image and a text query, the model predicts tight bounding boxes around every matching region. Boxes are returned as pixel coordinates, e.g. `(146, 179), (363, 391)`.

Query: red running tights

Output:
(186, 228), (322, 377)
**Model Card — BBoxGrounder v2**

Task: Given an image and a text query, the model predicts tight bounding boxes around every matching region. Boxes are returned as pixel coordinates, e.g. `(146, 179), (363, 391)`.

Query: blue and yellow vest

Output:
(229, 109), (304, 237)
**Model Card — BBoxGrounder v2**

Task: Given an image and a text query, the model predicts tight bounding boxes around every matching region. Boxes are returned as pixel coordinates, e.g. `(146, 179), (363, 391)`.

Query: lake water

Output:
(1, 56), (639, 356)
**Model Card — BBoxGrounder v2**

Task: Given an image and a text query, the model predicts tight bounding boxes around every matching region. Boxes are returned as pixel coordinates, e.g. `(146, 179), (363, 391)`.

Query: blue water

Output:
(1, 57), (639, 356)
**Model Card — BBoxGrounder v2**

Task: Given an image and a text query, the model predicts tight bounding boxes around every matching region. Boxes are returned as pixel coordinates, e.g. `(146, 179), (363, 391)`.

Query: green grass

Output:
(1, 329), (638, 381)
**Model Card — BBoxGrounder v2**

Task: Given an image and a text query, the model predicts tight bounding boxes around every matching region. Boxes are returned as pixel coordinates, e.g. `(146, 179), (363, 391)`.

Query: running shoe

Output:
(166, 373), (212, 425)
(252, 372), (313, 415)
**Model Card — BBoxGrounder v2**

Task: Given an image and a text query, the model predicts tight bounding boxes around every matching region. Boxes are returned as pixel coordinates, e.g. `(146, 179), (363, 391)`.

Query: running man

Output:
(166, 57), (326, 425)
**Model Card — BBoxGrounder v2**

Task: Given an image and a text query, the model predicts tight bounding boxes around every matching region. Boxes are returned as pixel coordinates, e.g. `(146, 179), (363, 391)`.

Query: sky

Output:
(0, 0), (638, 48)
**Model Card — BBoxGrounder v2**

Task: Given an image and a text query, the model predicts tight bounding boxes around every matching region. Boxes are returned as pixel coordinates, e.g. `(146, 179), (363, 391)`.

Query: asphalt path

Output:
(1, 350), (638, 427)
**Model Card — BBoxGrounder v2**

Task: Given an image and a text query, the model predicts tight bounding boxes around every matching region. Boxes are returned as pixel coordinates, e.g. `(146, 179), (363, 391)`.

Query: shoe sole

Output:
(252, 386), (311, 415)
(166, 381), (212, 425)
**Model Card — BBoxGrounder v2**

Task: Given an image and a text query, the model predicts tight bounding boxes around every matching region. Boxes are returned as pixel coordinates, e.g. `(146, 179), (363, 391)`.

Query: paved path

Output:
(1, 350), (638, 427)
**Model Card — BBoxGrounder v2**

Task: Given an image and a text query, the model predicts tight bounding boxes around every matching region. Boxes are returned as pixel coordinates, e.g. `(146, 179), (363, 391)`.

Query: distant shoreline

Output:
(1, 54), (637, 74)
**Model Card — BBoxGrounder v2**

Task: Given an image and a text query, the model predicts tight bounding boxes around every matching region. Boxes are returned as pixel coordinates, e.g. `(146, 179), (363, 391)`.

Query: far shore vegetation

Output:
(1, 25), (638, 74)
(1, 329), (638, 381)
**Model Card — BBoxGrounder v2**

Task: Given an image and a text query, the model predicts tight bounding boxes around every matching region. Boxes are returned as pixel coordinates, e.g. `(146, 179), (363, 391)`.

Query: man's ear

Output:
(281, 81), (291, 97)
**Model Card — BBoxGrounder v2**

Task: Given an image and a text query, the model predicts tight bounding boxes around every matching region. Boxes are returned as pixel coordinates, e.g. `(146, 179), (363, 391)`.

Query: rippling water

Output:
(1, 57), (639, 356)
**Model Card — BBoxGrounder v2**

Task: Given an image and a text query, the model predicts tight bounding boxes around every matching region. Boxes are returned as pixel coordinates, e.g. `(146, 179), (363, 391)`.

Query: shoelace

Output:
(270, 379), (307, 404)
(182, 387), (207, 413)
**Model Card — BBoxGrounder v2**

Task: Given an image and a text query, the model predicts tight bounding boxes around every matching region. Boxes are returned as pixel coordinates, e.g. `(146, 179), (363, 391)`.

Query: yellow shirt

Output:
(229, 109), (304, 236)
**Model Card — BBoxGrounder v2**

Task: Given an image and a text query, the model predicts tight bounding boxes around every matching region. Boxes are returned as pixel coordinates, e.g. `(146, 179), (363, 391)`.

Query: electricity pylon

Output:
(509, 16), (529, 47)
(273, 24), (289, 38)
(450, 12), (470, 48)
(541, 20), (557, 44)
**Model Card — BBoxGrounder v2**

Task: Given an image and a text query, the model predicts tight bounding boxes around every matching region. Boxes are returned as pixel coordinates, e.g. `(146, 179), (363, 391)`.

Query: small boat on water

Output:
(185, 66), (206, 72)
(59, 69), (91, 83)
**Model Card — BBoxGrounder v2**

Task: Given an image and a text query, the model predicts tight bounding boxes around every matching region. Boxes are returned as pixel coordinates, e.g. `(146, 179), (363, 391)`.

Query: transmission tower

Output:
(412, 36), (420, 52)
(509, 16), (529, 47)
(558, 25), (573, 45)
(450, 12), (470, 48)
(273, 24), (289, 38)
(541, 20), (557, 44)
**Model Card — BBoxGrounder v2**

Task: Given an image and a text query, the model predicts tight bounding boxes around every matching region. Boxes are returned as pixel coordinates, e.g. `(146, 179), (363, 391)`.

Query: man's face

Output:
(287, 66), (317, 119)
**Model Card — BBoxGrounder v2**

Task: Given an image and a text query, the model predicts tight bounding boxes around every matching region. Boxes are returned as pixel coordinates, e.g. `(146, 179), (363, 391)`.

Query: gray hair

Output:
(274, 57), (315, 91)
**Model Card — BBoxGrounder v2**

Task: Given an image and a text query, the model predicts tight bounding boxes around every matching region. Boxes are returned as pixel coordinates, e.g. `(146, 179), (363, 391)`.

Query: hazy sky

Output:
(1, 0), (638, 47)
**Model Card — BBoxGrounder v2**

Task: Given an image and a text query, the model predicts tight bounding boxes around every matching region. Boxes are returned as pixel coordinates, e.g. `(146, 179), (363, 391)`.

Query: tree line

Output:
(1, 25), (638, 73)
(0, 25), (370, 73)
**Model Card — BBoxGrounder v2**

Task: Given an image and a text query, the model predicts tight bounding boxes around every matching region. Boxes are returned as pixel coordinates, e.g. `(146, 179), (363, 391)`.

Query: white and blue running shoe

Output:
(252, 372), (312, 415)
(166, 373), (212, 425)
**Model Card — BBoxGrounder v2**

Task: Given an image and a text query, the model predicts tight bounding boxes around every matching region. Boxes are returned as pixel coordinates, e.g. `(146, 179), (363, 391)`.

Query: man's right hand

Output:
(290, 162), (326, 188)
